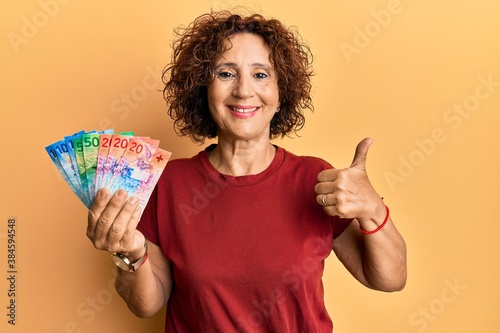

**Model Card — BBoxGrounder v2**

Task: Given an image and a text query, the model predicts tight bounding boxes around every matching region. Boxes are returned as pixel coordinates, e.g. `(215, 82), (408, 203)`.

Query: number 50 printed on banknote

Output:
(45, 129), (171, 212)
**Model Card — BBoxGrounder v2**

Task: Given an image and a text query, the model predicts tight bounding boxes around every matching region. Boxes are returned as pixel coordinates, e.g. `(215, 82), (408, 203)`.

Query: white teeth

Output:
(230, 107), (257, 113)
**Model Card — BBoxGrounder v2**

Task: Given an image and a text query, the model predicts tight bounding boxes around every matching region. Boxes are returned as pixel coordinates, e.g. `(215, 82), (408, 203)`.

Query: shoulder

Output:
(279, 147), (333, 171)
(275, 147), (334, 188)
(164, 149), (205, 172)
(165, 156), (197, 171)
(154, 149), (206, 189)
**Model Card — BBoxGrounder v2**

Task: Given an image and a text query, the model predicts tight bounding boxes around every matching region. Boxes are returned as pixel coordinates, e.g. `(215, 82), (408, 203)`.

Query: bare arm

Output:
(87, 188), (173, 317)
(115, 240), (173, 317)
(333, 214), (407, 291)
(315, 138), (407, 291)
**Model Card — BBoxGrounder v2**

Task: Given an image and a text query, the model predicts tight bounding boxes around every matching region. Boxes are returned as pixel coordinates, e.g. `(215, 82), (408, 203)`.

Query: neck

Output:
(208, 138), (276, 176)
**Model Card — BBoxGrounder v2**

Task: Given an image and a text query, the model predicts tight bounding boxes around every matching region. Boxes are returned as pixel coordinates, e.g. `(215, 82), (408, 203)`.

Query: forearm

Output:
(318, 138), (407, 291)
(360, 216), (407, 292)
(87, 190), (171, 317)
(115, 260), (169, 317)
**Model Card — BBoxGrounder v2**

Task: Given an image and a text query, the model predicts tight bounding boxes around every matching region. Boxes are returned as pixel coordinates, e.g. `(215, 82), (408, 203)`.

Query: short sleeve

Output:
(332, 216), (353, 239)
(137, 185), (161, 246)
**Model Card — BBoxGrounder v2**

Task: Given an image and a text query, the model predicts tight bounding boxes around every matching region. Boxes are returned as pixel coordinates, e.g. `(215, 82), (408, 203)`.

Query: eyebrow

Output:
(214, 62), (274, 71)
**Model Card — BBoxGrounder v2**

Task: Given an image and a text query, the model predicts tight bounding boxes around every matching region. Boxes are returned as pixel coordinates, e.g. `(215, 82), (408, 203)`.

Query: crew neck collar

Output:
(199, 144), (285, 187)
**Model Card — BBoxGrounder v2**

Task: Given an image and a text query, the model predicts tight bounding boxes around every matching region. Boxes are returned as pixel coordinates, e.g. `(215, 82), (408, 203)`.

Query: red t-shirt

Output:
(138, 145), (352, 332)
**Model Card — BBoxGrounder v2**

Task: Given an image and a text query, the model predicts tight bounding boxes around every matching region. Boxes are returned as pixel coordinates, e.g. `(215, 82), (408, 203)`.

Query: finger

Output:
(314, 181), (336, 196)
(106, 196), (141, 247)
(317, 168), (339, 183)
(322, 199), (353, 219)
(116, 209), (146, 258)
(317, 193), (327, 206)
(116, 230), (147, 260)
(119, 228), (146, 257)
(87, 188), (111, 234)
(90, 189), (130, 241)
(316, 193), (336, 207)
(322, 204), (340, 218)
(350, 137), (373, 170)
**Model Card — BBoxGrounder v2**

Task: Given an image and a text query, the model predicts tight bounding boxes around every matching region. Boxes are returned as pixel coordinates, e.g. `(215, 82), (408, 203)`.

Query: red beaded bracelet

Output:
(360, 205), (390, 235)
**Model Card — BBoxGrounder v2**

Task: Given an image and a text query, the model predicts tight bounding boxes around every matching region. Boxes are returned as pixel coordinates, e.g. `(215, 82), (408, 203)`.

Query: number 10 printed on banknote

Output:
(45, 129), (171, 211)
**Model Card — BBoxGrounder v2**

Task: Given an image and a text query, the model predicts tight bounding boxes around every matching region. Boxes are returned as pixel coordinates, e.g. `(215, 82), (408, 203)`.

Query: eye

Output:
(216, 71), (235, 79)
(254, 72), (269, 79)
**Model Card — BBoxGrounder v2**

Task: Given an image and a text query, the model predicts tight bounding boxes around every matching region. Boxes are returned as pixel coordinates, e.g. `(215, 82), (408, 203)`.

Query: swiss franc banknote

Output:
(46, 129), (171, 211)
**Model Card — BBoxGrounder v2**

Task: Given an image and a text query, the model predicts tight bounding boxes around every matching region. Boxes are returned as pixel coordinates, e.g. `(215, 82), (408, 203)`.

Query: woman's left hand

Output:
(317, 138), (407, 291)
(314, 138), (386, 224)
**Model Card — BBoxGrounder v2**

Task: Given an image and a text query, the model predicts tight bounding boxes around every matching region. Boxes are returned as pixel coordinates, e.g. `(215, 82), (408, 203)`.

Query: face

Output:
(207, 33), (280, 143)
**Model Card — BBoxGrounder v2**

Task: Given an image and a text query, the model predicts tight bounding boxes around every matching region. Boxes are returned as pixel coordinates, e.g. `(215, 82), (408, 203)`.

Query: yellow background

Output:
(1, 0), (499, 332)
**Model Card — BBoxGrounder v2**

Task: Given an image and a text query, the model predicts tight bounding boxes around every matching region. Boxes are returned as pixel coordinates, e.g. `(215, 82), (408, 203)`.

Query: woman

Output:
(87, 10), (407, 332)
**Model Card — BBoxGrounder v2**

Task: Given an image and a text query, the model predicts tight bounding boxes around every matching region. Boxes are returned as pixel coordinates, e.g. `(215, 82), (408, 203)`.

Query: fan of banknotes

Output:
(46, 129), (171, 210)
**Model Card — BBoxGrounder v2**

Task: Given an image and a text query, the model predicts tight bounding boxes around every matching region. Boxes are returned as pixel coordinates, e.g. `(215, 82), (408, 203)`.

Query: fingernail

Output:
(129, 197), (138, 205)
(98, 188), (109, 199)
(116, 190), (127, 199)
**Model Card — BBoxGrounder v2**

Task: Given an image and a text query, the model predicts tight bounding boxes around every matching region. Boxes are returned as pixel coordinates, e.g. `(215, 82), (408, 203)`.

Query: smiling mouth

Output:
(228, 106), (259, 113)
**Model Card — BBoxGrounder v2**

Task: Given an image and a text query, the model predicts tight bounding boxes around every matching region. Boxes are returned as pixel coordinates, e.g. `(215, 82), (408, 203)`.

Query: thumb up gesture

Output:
(315, 138), (385, 224)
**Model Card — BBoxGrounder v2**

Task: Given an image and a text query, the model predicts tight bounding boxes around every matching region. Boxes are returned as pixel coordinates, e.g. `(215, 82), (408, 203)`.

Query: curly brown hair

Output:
(162, 10), (314, 143)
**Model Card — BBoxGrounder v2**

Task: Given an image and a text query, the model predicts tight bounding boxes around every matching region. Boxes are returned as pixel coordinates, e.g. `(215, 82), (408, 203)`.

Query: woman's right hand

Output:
(87, 188), (146, 260)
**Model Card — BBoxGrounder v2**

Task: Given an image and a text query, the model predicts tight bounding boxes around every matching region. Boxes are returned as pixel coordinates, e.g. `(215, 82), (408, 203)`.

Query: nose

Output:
(232, 74), (254, 99)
